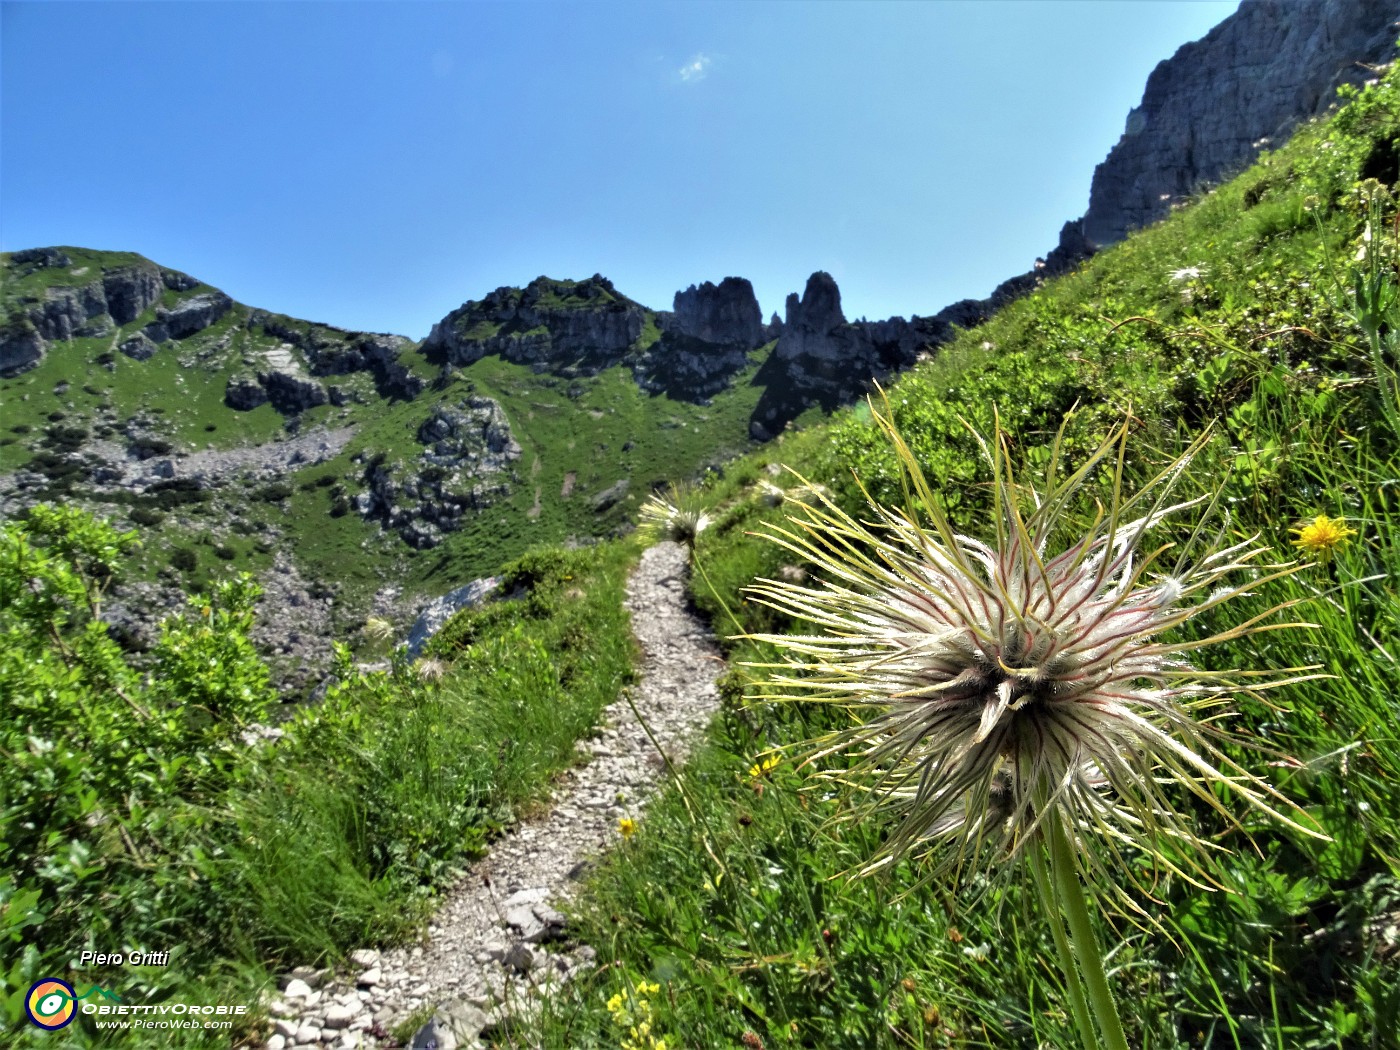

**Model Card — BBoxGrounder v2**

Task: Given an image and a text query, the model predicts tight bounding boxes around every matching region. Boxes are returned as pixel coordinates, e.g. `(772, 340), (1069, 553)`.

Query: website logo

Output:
(25, 980), (122, 1030)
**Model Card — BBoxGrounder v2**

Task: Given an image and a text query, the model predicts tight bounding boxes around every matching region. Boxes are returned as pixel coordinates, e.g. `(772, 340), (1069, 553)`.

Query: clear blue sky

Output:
(2, 1), (1237, 339)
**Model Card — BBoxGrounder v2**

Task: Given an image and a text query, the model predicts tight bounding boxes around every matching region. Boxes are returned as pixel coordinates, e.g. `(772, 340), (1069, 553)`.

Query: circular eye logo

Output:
(26, 978), (77, 1030)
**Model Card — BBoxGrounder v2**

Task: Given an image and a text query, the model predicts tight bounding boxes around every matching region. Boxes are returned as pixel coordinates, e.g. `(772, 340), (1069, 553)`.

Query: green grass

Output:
(2, 533), (638, 1048)
(523, 69), (1400, 1050)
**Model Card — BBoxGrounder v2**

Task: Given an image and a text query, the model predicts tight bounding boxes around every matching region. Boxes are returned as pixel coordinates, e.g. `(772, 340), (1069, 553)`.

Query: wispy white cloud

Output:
(678, 53), (711, 84)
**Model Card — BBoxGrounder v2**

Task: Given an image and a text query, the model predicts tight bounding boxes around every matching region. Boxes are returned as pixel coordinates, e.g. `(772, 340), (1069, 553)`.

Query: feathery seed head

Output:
(1167, 266), (1207, 283)
(362, 616), (395, 642)
(637, 482), (712, 547)
(745, 399), (1322, 900)
(414, 657), (448, 682)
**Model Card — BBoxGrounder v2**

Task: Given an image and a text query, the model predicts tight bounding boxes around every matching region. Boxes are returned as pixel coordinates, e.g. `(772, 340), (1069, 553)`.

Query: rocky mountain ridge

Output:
(6, 0), (1394, 698)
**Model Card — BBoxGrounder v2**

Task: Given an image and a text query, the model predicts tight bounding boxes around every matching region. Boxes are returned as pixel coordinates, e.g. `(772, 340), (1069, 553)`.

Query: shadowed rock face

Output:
(148, 292), (233, 341)
(666, 277), (765, 348)
(635, 277), (770, 402)
(103, 266), (164, 325)
(1082, 0), (1400, 248)
(748, 271), (966, 437)
(0, 319), (45, 375)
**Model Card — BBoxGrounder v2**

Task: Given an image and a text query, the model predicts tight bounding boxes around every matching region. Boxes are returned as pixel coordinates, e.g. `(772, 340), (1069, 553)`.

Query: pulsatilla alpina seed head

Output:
(745, 400), (1323, 902)
(637, 481), (712, 548)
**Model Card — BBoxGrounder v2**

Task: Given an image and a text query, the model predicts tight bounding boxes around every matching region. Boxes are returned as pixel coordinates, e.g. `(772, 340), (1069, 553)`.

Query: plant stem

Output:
(1026, 832), (1100, 1050)
(1046, 810), (1131, 1050)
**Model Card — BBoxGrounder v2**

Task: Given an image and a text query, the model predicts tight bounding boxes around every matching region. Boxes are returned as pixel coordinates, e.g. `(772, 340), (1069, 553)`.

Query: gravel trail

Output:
(265, 541), (722, 1049)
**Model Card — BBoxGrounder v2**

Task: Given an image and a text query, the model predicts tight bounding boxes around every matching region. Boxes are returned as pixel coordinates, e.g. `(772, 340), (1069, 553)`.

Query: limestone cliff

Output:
(637, 277), (770, 400)
(1085, 0), (1399, 248)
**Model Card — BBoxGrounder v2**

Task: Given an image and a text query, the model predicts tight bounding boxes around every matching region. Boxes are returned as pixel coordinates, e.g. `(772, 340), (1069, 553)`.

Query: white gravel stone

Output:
(283, 979), (312, 1001)
(266, 1036), (287, 1050)
(294, 1025), (320, 1044)
(323, 1002), (361, 1029)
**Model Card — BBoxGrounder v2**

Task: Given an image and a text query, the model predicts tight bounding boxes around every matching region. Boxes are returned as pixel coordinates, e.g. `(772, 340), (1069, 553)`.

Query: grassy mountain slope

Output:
(0, 254), (769, 663)
(523, 71), (1400, 1049)
(277, 345), (769, 602)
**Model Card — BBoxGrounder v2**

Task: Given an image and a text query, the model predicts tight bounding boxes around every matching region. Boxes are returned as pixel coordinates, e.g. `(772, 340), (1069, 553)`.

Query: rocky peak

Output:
(1082, 0), (1400, 248)
(665, 277), (764, 348)
(634, 277), (771, 402)
(784, 271), (846, 334)
(422, 275), (647, 378)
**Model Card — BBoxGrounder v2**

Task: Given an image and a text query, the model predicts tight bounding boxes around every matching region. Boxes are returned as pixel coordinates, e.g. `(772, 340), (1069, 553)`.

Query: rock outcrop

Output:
(635, 277), (770, 401)
(666, 277), (765, 348)
(1085, 0), (1400, 249)
(118, 332), (159, 361)
(353, 396), (521, 548)
(0, 319), (45, 376)
(225, 374), (270, 410)
(31, 281), (108, 341)
(253, 314), (425, 401)
(260, 366), (330, 414)
(149, 292), (232, 341)
(10, 248), (71, 271)
(102, 266), (165, 325)
(423, 275), (646, 377)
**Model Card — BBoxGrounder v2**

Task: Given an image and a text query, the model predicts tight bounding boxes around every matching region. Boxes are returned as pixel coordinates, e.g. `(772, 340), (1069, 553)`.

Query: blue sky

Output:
(2, 1), (1237, 339)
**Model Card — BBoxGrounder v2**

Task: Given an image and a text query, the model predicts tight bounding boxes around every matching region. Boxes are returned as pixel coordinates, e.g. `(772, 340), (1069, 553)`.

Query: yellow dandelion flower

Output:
(748, 754), (782, 778)
(618, 817), (637, 838)
(1290, 514), (1356, 562)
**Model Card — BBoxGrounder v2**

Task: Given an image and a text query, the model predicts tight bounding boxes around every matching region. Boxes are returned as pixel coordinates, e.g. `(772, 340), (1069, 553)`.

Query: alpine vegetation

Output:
(744, 398), (1325, 1049)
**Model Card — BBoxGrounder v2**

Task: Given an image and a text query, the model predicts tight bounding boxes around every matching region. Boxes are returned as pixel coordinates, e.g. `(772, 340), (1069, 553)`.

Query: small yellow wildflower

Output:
(618, 817), (637, 838)
(1290, 514), (1357, 562)
(748, 754), (782, 778)
(606, 993), (625, 1014)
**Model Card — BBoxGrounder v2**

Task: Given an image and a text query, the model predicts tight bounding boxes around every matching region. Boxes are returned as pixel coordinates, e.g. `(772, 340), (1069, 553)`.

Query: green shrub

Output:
(129, 506), (164, 527)
(255, 481), (294, 502)
(0, 508), (274, 1039)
